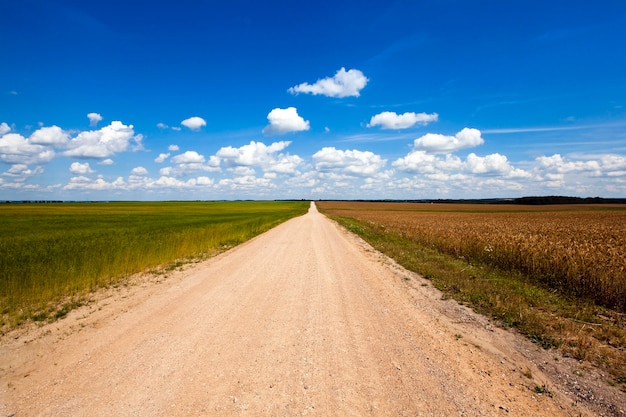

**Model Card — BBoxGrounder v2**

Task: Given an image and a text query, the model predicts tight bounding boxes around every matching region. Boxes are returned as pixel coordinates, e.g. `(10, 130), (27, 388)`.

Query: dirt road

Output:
(0, 203), (609, 416)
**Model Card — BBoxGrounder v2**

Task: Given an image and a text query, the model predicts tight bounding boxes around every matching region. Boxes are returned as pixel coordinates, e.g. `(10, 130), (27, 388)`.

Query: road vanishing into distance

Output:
(1, 203), (604, 416)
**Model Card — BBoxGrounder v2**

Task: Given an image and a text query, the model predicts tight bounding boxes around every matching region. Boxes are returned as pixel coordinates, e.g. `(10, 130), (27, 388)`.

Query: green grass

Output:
(0, 201), (308, 328)
(533, 385), (554, 397)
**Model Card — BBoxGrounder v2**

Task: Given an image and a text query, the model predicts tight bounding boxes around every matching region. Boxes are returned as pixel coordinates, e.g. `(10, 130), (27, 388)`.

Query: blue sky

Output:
(1, 0), (625, 200)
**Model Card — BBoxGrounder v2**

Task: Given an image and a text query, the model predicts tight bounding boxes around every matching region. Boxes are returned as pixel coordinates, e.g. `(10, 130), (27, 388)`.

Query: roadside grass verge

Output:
(319, 207), (626, 388)
(0, 201), (308, 330)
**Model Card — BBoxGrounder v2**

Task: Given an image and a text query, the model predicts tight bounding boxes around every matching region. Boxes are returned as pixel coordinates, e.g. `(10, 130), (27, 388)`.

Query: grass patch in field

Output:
(320, 207), (626, 387)
(533, 384), (554, 397)
(0, 201), (308, 330)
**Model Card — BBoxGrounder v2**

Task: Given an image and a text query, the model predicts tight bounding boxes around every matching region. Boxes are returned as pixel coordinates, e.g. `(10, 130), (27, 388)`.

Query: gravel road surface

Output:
(1, 203), (606, 416)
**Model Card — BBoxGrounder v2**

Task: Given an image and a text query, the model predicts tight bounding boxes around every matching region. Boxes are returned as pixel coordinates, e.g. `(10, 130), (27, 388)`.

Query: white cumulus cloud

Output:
(536, 154), (601, 173)
(393, 149), (529, 179)
(313, 147), (387, 176)
(29, 126), (69, 146)
(413, 128), (484, 153)
(87, 113), (103, 127)
(131, 166), (148, 175)
(64, 121), (142, 158)
(171, 151), (205, 164)
(268, 154), (304, 174)
(288, 67), (369, 98)
(262, 107), (310, 135)
(0, 122), (10, 135)
(155, 152), (170, 163)
(392, 150), (458, 174)
(218, 175), (275, 191)
(0, 133), (55, 164)
(181, 116), (207, 131)
(2, 164), (44, 182)
(196, 176), (214, 186)
(465, 153), (530, 178)
(153, 176), (187, 188)
(368, 111), (439, 129)
(163, 150), (221, 176)
(217, 141), (289, 165)
(69, 162), (94, 175)
(63, 176), (126, 191)
(216, 140), (303, 174)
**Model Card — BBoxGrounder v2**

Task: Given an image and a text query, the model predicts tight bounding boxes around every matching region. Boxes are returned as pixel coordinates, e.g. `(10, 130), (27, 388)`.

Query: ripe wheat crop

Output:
(318, 201), (626, 383)
(320, 202), (626, 311)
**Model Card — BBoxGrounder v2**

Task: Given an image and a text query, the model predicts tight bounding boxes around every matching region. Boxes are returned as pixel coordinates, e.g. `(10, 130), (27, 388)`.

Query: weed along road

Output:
(0, 203), (602, 416)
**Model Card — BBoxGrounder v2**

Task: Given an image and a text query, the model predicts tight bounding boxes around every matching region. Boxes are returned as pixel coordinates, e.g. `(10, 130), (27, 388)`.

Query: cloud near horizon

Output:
(2, 118), (626, 199)
(313, 147), (387, 177)
(0, 121), (142, 167)
(3, 164), (43, 181)
(64, 121), (143, 158)
(412, 128), (485, 153)
(159, 150), (220, 177)
(217, 140), (303, 175)
(0, 132), (56, 165)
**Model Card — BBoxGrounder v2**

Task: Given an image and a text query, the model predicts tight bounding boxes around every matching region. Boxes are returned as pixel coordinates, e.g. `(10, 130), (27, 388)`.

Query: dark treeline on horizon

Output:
(313, 196), (626, 205)
(4, 196), (626, 205)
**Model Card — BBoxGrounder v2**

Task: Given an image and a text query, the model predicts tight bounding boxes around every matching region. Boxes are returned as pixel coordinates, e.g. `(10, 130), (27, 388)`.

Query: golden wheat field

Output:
(318, 202), (626, 312)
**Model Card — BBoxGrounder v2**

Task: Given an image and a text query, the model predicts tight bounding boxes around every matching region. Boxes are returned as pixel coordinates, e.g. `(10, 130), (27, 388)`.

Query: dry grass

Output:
(318, 201), (626, 386)
(320, 202), (626, 310)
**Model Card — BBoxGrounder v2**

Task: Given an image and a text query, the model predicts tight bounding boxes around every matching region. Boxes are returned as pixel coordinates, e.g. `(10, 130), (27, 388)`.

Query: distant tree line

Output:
(509, 196), (626, 205)
(314, 196), (626, 205)
(2, 200), (64, 204)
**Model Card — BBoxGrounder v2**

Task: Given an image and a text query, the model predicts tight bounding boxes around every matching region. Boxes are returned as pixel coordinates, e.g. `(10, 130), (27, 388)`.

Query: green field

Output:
(0, 201), (309, 328)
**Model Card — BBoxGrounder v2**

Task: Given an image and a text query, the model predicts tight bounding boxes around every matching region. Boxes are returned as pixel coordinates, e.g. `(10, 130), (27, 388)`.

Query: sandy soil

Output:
(1, 202), (623, 416)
